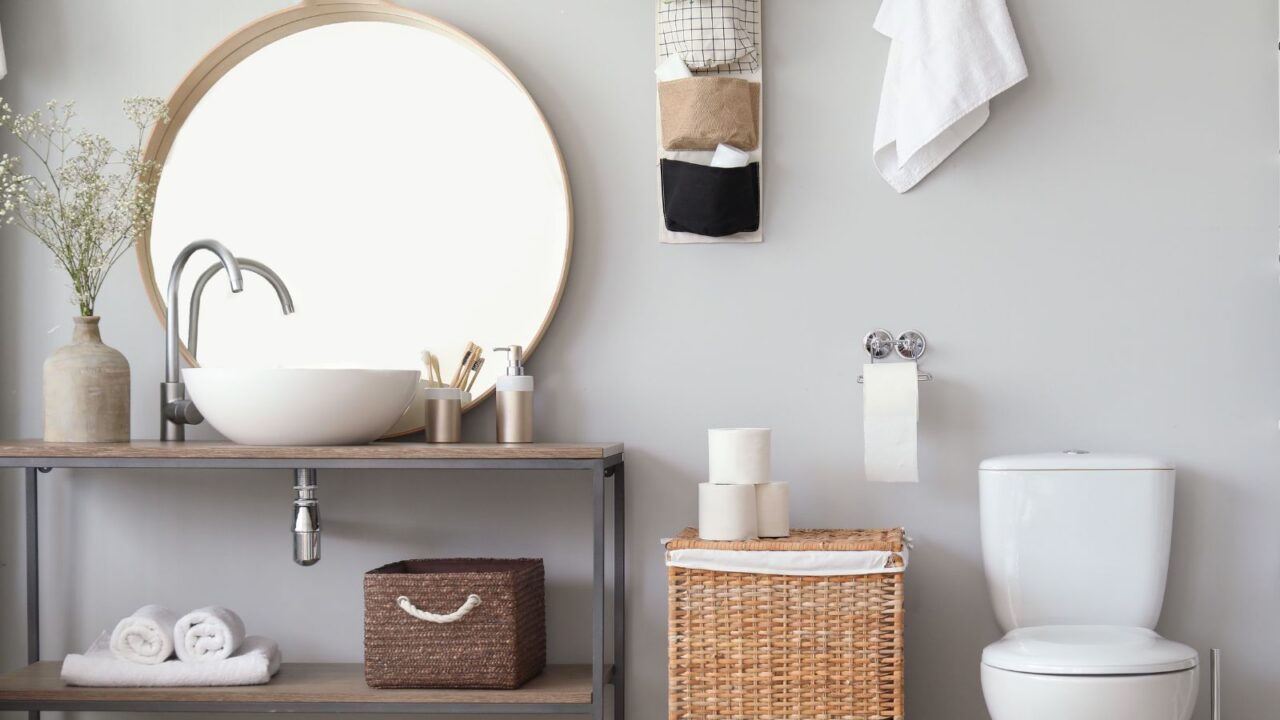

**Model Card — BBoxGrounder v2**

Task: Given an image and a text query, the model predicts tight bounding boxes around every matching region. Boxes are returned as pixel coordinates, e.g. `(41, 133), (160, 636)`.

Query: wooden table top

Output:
(0, 662), (600, 707)
(0, 440), (623, 465)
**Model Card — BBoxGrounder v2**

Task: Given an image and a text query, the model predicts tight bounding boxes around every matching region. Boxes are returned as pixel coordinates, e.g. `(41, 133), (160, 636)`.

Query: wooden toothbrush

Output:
(464, 357), (485, 393)
(450, 343), (479, 388)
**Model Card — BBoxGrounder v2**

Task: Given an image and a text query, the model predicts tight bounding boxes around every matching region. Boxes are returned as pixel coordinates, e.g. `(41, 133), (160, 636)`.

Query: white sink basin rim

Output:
(183, 367), (421, 445)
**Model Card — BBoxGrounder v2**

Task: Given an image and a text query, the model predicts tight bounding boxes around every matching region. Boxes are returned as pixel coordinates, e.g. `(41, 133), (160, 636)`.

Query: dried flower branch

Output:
(0, 97), (169, 316)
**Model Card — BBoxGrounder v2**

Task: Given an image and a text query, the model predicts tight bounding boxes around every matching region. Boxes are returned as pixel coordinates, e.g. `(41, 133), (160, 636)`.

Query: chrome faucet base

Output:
(160, 382), (202, 442)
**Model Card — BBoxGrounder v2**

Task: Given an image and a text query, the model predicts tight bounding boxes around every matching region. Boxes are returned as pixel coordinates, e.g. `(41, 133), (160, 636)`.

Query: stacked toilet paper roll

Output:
(699, 428), (790, 540)
(708, 427), (770, 485)
(698, 483), (757, 540)
(755, 480), (790, 538)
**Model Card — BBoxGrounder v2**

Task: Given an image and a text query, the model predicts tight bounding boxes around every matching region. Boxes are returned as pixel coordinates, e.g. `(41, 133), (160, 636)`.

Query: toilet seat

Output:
(983, 625), (1198, 675)
(981, 663), (1198, 720)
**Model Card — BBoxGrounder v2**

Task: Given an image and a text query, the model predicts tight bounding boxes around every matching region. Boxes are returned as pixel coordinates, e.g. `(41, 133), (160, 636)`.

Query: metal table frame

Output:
(4, 453), (625, 719)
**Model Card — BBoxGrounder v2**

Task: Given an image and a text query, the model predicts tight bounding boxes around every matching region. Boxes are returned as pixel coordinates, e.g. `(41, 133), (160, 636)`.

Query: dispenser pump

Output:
(494, 345), (526, 376)
(493, 345), (533, 443)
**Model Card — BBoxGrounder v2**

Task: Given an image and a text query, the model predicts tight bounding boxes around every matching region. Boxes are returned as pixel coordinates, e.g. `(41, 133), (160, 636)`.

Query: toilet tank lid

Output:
(980, 452), (1173, 471)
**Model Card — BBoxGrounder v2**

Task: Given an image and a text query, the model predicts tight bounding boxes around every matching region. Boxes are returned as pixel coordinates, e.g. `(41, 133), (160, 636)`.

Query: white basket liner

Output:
(665, 546), (908, 577)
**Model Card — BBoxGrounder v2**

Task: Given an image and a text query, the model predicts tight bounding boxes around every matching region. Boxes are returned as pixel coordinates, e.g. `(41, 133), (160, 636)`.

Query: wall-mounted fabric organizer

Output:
(655, 0), (764, 244)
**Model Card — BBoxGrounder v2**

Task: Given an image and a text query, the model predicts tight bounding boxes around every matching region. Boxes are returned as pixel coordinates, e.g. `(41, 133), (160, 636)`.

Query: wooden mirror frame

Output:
(135, 0), (573, 435)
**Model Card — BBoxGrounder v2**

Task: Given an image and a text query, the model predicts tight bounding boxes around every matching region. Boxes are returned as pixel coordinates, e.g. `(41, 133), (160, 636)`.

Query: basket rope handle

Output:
(396, 594), (482, 623)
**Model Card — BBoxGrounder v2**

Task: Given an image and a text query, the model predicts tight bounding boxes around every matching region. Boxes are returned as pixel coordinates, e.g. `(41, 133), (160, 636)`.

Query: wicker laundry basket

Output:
(364, 558), (546, 689)
(666, 528), (907, 720)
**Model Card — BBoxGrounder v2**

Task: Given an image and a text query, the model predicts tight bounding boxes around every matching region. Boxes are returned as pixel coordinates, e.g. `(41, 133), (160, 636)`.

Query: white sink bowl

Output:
(183, 368), (421, 445)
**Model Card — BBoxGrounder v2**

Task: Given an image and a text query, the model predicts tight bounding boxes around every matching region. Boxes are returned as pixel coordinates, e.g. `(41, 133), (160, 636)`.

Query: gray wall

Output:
(1, 1), (1276, 719)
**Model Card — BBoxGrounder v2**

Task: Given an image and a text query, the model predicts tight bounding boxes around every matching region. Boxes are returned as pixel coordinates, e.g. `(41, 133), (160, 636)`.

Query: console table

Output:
(0, 440), (625, 720)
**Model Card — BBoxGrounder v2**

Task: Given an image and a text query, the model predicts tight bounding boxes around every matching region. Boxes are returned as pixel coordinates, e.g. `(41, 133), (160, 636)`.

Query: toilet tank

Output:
(979, 452), (1175, 633)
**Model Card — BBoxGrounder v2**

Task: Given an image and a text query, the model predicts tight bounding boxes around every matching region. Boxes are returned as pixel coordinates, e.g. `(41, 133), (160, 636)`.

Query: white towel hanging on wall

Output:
(872, 0), (1027, 192)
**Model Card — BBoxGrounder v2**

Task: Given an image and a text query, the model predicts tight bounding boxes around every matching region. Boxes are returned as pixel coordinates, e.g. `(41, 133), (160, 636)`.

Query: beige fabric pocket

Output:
(659, 77), (760, 151)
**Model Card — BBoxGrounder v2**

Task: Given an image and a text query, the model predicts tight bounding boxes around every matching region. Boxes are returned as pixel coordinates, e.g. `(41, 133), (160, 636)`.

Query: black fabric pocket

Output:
(660, 159), (760, 238)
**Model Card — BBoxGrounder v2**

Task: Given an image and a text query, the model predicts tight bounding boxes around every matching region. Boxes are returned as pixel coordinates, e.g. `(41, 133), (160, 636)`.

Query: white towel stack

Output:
(699, 428), (790, 540)
(63, 605), (280, 688)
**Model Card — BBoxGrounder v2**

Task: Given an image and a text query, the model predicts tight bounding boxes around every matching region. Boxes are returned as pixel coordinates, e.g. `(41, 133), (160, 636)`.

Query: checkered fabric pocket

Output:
(659, 0), (759, 73)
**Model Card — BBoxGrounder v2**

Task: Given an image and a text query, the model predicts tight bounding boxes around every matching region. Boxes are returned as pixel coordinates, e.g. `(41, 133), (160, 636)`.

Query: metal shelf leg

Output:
(612, 462), (625, 720)
(591, 463), (605, 720)
(25, 467), (40, 720)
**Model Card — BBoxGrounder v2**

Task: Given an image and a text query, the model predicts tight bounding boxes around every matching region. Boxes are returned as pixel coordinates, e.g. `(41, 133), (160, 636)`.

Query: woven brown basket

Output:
(667, 528), (906, 720)
(364, 558), (546, 689)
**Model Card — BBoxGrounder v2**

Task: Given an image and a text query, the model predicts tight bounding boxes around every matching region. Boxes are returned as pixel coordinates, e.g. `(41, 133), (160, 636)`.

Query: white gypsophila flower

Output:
(0, 96), (168, 316)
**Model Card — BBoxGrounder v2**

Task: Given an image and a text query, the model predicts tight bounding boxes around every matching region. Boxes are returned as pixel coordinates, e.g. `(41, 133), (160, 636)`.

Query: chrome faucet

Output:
(187, 258), (295, 359)
(161, 239), (244, 441)
(161, 241), (298, 440)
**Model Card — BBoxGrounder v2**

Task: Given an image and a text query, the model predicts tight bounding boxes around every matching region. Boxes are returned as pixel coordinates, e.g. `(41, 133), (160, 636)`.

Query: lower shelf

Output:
(0, 662), (610, 714)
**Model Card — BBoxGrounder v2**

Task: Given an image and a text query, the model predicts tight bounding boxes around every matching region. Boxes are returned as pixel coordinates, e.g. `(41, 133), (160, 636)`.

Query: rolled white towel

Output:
(174, 606), (246, 663)
(109, 605), (178, 665)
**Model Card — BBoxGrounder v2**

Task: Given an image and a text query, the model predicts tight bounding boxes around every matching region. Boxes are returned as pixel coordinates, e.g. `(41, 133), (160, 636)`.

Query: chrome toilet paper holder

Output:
(857, 329), (933, 383)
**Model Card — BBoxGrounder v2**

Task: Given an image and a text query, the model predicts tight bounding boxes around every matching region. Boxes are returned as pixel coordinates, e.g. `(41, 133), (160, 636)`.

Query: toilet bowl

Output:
(981, 625), (1197, 720)
(979, 453), (1197, 720)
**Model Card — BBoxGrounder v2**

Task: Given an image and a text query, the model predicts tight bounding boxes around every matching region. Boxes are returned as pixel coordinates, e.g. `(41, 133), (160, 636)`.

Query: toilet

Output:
(978, 452), (1198, 720)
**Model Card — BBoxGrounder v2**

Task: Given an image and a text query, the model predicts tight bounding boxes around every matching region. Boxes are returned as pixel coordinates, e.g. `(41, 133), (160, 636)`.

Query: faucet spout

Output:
(162, 239), (242, 441)
(187, 258), (295, 359)
(166, 240), (243, 384)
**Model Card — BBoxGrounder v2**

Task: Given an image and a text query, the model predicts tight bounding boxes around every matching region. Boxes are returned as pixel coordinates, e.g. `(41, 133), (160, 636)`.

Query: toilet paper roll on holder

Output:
(857, 329), (933, 383)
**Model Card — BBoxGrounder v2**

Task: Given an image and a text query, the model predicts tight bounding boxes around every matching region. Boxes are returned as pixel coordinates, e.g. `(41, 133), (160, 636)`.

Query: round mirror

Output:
(139, 0), (571, 436)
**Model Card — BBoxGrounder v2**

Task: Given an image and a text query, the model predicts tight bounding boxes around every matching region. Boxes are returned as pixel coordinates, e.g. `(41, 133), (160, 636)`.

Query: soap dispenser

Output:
(493, 345), (533, 443)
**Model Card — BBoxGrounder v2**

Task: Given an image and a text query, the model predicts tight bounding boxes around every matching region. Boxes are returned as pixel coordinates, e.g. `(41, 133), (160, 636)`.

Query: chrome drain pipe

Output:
(293, 469), (319, 566)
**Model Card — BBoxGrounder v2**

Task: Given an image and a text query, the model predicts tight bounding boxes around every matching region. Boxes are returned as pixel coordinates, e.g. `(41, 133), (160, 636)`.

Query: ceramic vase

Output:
(43, 316), (130, 442)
